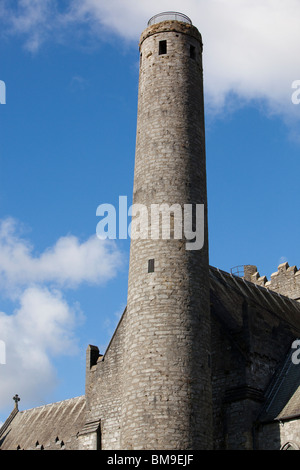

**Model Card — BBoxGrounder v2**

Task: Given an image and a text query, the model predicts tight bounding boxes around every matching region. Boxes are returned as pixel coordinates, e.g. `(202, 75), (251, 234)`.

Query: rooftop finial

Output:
(13, 394), (20, 409)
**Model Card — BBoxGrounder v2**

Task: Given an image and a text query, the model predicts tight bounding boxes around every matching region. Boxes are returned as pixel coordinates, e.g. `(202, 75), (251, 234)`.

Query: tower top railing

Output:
(147, 12), (192, 26)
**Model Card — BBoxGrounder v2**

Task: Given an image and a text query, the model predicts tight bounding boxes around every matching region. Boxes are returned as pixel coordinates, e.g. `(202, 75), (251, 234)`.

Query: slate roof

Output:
(210, 266), (300, 424)
(258, 345), (300, 423)
(0, 396), (86, 450)
(209, 266), (300, 330)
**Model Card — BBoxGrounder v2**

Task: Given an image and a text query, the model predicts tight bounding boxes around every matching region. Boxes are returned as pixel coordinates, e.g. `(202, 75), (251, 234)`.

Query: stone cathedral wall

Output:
(78, 310), (127, 450)
(244, 262), (300, 301)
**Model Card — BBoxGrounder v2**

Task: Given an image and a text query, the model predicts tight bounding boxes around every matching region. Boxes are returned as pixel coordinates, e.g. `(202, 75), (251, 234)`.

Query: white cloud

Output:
(0, 0), (56, 52)
(0, 287), (79, 406)
(1, 0), (300, 125)
(0, 217), (123, 411)
(0, 218), (122, 291)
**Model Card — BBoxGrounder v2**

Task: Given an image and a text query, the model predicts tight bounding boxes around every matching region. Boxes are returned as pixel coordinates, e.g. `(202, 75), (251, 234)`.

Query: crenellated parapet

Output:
(246, 262), (300, 301)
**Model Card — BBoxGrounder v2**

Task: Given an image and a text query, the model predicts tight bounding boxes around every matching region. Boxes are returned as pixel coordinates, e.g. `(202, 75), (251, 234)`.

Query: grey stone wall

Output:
(247, 262), (300, 301)
(82, 311), (127, 450)
(210, 268), (300, 449)
(257, 419), (300, 450)
(121, 20), (212, 450)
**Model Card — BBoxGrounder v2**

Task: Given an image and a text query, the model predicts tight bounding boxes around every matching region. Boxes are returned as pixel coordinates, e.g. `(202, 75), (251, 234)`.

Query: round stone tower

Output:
(121, 12), (212, 450)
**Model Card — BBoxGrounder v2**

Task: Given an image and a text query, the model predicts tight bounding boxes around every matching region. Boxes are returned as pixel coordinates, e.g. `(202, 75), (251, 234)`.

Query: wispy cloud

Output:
(0, 0), (57, 52)
(70, 75), (89, 92)
(0, 218), (121, 291)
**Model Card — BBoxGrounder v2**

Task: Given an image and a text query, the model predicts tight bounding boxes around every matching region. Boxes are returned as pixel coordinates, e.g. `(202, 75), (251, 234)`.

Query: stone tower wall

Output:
(120, 19), (212, 450)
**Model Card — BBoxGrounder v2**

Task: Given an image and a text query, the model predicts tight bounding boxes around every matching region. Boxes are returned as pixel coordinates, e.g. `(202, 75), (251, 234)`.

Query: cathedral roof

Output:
(0, 395), (86, 450)
(258, 345), (300, 423)
(209, 266), (300, 425)
(209, 265), (300, 330)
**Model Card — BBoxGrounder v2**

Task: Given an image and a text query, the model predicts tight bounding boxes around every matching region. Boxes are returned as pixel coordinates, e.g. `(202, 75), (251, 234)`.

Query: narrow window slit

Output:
(148, 259), (155, 273)
(190, 45), (196, 59)
(159, 40), (167, 55)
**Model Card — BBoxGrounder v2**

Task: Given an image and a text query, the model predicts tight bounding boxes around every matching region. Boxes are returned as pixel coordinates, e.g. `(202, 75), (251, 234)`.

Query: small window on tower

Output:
(159, 40), (167, 55)
(148, 259), (155, 273)
(190, 45), (196, 60)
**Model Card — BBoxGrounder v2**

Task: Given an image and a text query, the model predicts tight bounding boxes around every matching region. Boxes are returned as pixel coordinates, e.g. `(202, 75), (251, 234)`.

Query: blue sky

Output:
(0, 0), (300, 423)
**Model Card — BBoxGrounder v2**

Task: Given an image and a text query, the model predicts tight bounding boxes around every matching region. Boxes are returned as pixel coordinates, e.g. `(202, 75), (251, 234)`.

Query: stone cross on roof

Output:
(13, 394), (20, 410)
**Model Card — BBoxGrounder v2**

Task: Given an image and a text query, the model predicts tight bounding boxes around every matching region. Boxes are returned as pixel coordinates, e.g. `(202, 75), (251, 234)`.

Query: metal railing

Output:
(148, 12), (192, 26)
(230, 266), (245, 278)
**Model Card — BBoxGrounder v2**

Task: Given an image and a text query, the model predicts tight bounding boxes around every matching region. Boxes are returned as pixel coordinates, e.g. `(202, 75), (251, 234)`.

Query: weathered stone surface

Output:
(121, 17), (212, 450)
(0, 396), (86, 450)
(249, 262), (300, 301)
(210, 266), (300, 450)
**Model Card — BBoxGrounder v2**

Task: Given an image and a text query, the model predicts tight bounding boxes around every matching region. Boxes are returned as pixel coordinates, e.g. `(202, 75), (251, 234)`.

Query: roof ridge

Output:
(0, 407), (18, 439)
(18, 395), (85, 414)
(209, 265), (300, 309)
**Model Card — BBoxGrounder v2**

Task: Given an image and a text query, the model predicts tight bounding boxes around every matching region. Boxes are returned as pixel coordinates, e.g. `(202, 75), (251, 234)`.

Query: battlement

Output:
(244, 262), (300, 301)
